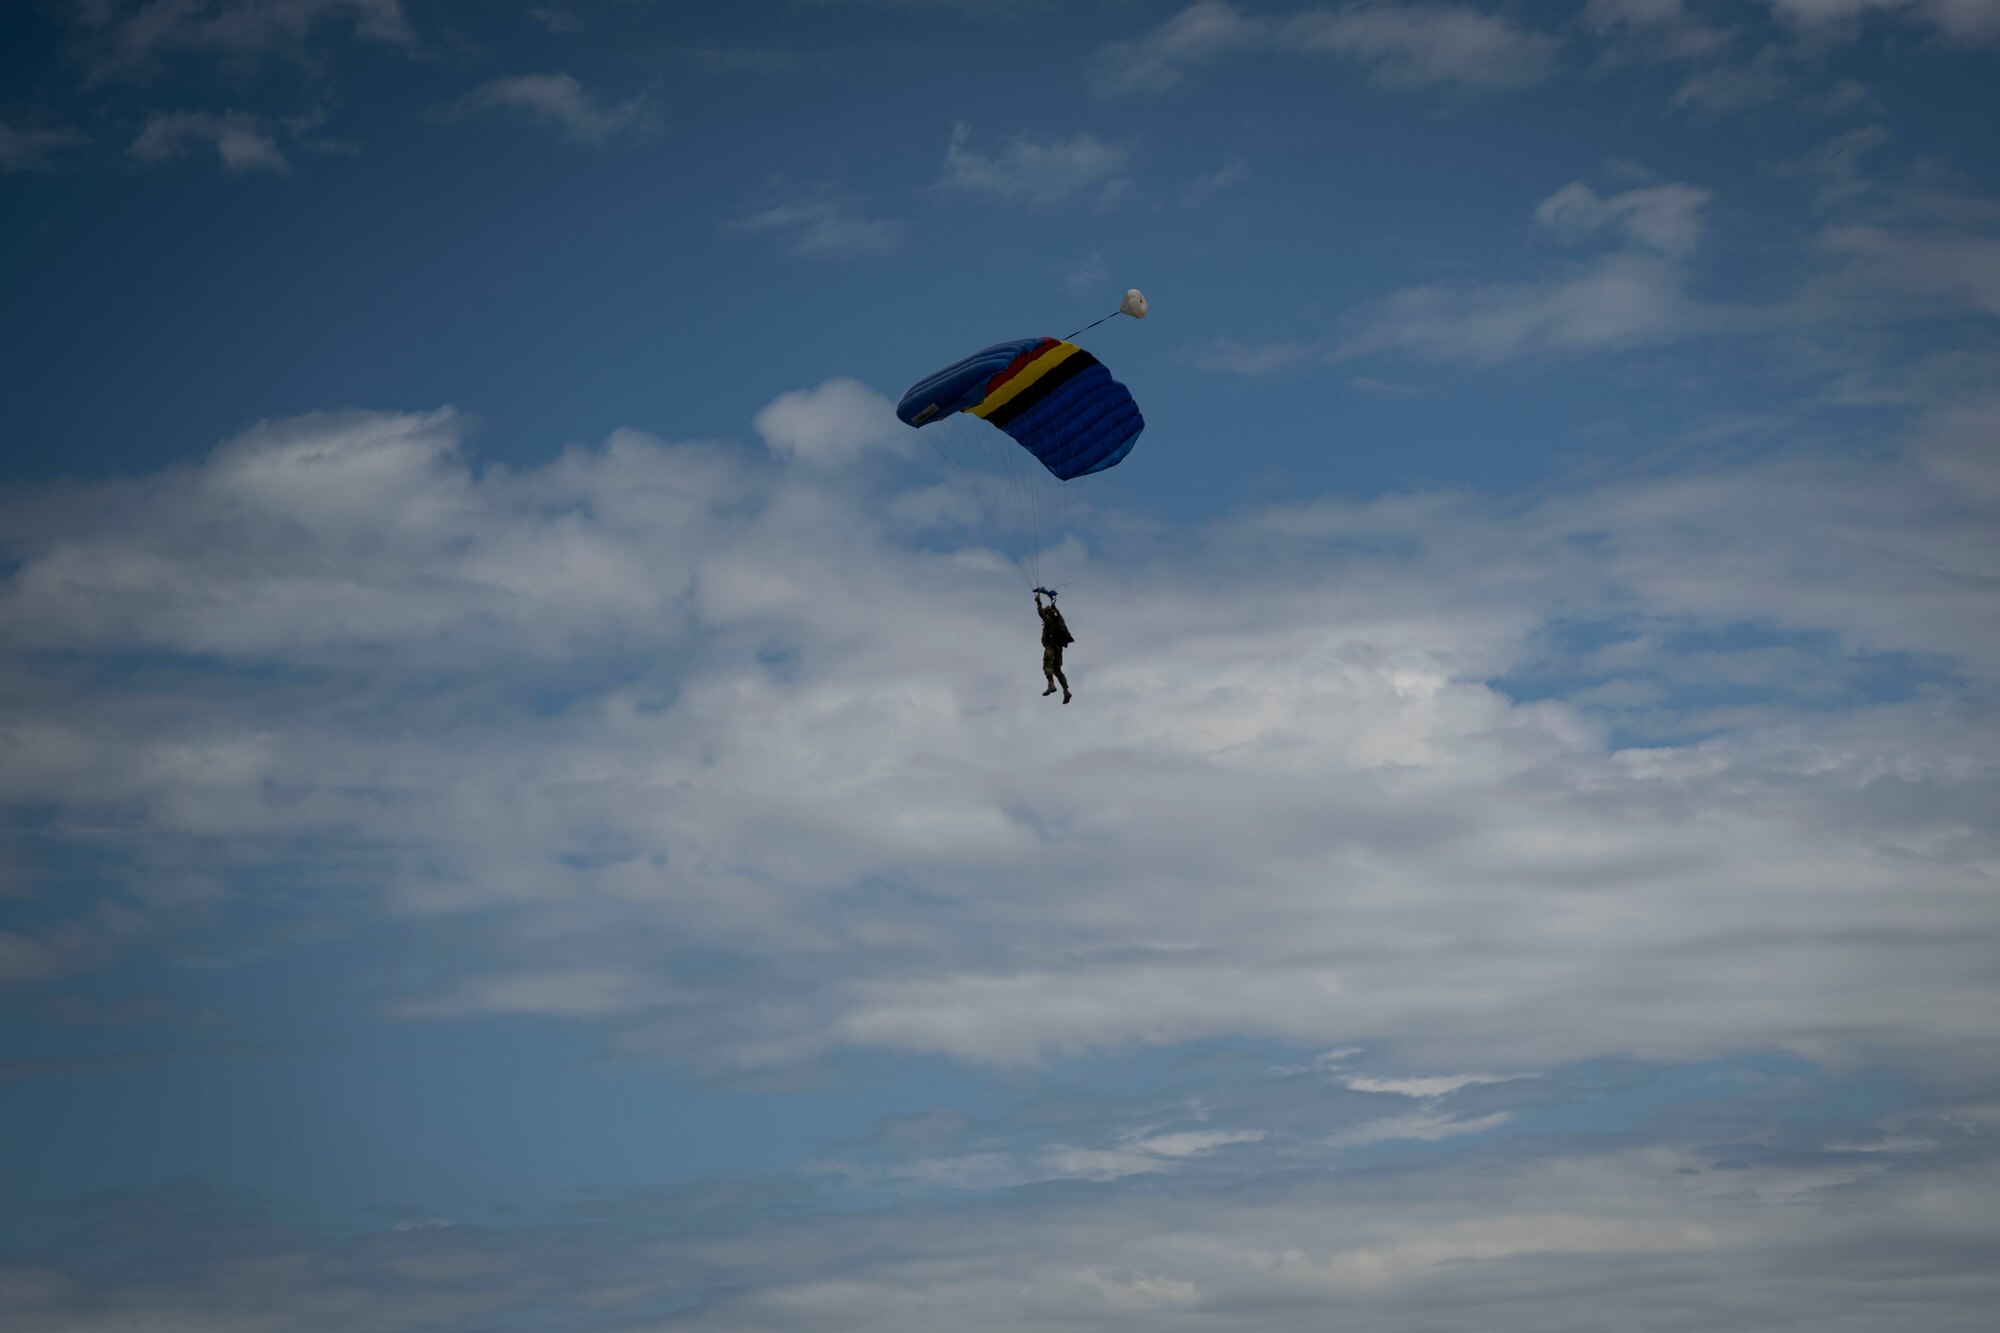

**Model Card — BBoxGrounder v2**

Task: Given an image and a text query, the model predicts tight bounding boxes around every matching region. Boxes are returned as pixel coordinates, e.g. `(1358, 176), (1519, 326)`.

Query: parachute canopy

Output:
(897, 336), (1144, 481)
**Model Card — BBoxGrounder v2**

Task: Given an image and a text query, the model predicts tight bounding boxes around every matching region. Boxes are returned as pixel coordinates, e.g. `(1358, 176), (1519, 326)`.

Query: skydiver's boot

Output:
(1043, 683), (1057, 696)
(1062, 691), (1072, 704)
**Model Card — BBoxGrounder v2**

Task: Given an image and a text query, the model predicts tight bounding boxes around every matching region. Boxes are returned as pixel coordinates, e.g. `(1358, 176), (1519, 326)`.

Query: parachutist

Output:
(1036, 590), (1073, 704)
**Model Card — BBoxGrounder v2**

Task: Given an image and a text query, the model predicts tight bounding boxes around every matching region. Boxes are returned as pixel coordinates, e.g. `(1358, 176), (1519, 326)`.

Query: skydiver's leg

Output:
(1043, 645), (1058, 695)
(1053, 649), (1070, 704)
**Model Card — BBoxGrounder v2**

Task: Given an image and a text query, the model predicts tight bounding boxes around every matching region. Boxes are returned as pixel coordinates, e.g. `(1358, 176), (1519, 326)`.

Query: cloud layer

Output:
(3, 389), (1994, 1086)
(4, 1111), (1996, 1331)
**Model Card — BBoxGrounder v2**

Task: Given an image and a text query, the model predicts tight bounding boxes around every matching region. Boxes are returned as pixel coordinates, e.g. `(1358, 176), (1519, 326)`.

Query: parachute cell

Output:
(897, 336), (1144, 481)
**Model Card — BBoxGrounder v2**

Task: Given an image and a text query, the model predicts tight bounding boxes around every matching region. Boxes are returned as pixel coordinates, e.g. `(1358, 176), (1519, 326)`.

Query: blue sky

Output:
(3, 1), (1998, 1328)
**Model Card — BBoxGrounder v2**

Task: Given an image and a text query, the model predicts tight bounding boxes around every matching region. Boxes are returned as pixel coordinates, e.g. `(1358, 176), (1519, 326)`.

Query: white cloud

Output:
(1182, 159), (1249, 207)
(1328, 1109), (1512, 1145)
(936, 123), (1132, 209)
(1059, 252), (1112, 296)
(1339, 251), (1699, 364)
(1909, 396), (2000, 501)
(1287, 2), (1561, 89)
(0, 408), (699, 665)
(81, 0), (414, 74)
(753, 378), (910, 464)
(1341, 177), (1718, 365)
(1100, 2), (1560, 96)
(1764, 0), (2000, 43)
(1584, 0), (1737, 61)
(1191, 338), (1319, 375)
(1671, 45), (1790, 115)
(529, 5), (582, 32)
(0, 899), (143, 989)
(453, 73), (661, 147)
(1814, 223), (2000, 317)
(1805, 124), (1892, 205)
(1133, 1128), (1265, 1157)
(1099, 0), (1266, 93)
(129, 110), (287, 173)
(728, 188), (902, 259)
(1925, 0), (2000, 38)
(815, 1117), (1269, 1195)
(1346, 374), (1418, 394)
(1533, 181), (1713, 256)
(1588, 0), (1690, 20)
(1580, 3), (1812, 115)
(0, 123), (88, 171)
(1033, 1146), (1173, 1181)
(1327, 165), (1974, 388)
(12, 1138), (1998, 1329)
(1344, 1072), (1516, 1097)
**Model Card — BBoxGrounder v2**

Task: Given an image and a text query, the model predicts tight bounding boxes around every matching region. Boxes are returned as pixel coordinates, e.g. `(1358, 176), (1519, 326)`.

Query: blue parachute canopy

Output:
(897, 336), (1143, 481)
